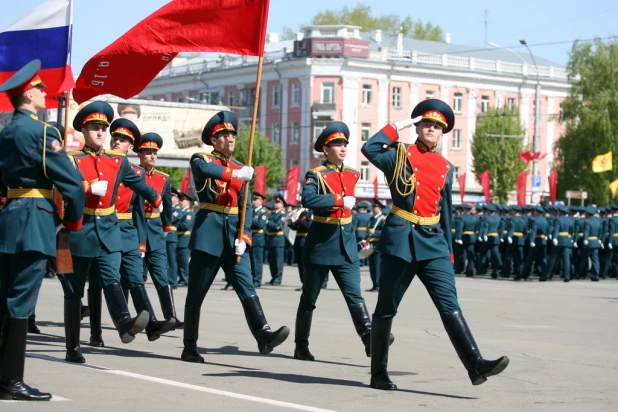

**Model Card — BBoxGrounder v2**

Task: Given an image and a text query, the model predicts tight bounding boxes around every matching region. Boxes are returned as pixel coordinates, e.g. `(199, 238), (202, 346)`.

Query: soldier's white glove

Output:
(343, 196), (356, 210)
(56, 223), (65, 234)
(156, 203), (164, 213)
(236, 166), (254, 181)
(483, 235), (488, 242)
(552, 238), (558, 246)
(530, 242), (536, 247)
(600, 242), (604, 249)
(583, 240), (589, 246)
(234, 239), (247, 255)
(141, 252), (145, 258)
(548, 235), (553, 240)
(477, 237), (482, 242)
(91, 180), (108, 196)
(573, 242), (578, 249)
(455, 239), (463, 245)
(507, 237), (512, 244)
(500, 238), (504, 243)
(609, 243), (613, 250)
(392, 116), (422, 132)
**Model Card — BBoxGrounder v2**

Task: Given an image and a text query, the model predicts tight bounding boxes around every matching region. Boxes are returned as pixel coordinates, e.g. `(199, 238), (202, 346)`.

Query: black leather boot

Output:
(242, 295), (289, 354)
(58, 275), (88, 320)
(157, 285), (184, 329)
(369, 316), (397, 390)
(87, 290), (104, 347)
(80, 301), (89, 320)
(27, 314), (40, 334)
(349, 303), (372, 356)
(293, 310), (314, 361)
(130, 285), (175, 342)
(64, 299), (85, 363)
(123, 289), (130, 305)
(0, 318), (52, 401)
(181, 306), (204, 363)
(103, 283), (149, 344)
(441, 311), (510, 385)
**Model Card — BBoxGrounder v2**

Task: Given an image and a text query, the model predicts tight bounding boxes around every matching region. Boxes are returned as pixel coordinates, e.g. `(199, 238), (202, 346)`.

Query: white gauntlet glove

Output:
(609, 243), (613, 250)
(483, 235), (488, 242)
(507, 237), (512, 244)
(552, 238), (558, 246)
(91, 180), (108, 196)
(343, 196), (356, 210)
(234, 239), (247, 255)
(156, 203), (164, 213)
(530, 242), (536, 247)
(236, 166), (254, 181)
(392, 116), (422, 132)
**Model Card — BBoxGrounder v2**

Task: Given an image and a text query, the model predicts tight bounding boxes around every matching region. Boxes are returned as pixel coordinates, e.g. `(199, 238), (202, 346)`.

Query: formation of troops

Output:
(0, 59), (515, 401)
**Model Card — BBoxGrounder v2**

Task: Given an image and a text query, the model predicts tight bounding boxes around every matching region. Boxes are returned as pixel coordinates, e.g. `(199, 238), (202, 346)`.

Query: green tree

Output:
(159, 166), (186, 189)
(233, 127), (285, 192)
(281, 26), (296, 41)
(311, 3), (443, 40)
(555, 38), (618, 205)
(471, 108), (527, 204)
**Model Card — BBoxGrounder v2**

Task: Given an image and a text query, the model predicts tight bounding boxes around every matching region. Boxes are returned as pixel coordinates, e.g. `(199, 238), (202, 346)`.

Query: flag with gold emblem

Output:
(609, 178), (618, 197)
(592, 152), (613, 173)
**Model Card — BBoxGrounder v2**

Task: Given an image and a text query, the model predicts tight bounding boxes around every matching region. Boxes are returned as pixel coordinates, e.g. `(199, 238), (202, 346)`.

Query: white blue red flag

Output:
(0, 0), (74, 112)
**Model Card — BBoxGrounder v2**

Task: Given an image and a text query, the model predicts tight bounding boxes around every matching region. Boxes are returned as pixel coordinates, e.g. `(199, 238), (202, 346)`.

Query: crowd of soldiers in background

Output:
(452, 203), (618, 282)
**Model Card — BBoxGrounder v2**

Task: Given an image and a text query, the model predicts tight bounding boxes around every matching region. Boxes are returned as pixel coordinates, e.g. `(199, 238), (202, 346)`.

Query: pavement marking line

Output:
(27, 353), (337, 412)
(503, 325), (553, 329)
(0, 396), (70, 402)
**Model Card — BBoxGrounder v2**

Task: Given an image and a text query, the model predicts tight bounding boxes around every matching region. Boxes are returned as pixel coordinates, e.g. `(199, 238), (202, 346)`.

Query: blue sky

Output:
(2, 0), (617, 73)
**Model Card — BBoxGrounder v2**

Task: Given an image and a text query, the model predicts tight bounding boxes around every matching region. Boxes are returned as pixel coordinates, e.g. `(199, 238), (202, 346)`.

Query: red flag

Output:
(254, 165), (267, 196)
(180, 168), (190, 194)
(373, 176), (379, 199)
(516, 171), (527, 206)
(479, 170), (491, 204)
(286, 165), (301, 205)
(73, 0), (271, 103)
(532, 152), (548, 160)
(458, 172), (466, 204)
(519, 151), (533, 163)
(548, 169), (558, 204)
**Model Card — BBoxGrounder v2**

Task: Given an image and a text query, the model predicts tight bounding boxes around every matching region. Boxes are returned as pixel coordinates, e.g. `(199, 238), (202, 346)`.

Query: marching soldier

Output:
(266, 195), (287, 285)
(478, 204), (503, 278)
(367, 199), (386, 292)
(250, 192), (268, 287)
(294, 122), (387, 362)
(522, 206), (548, 280)
(505, 206), (527, 279)
(288, 206), (312, 287)
(543, 204), (574, 282)
(181, 111), (289, 363)
(362, 99), (508, 390)
(0, 60), (85, 401)
(166, 188), (182, 288)
(354, 201), (371, 266)
(579, 205), (602, 281)
(455, 204), (479, 277)
(176, 192), (194, 287)
(605, 204), (618, 278)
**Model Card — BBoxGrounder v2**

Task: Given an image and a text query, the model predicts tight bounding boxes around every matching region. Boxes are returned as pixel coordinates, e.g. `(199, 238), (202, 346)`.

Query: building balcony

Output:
(312, 101), (336, 119)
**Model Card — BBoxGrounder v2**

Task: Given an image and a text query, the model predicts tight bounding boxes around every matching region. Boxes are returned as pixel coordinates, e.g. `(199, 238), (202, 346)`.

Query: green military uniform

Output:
(176, 192), (194, 286)
(579, 206), (602, 280)
(250, 192), (268, 287)
(266, 196), (287, 285)
(166, 189), (182, 288)
(288, 208), (312, 285)
(544, 204), (574, 282)
(367, 200), (386, 291)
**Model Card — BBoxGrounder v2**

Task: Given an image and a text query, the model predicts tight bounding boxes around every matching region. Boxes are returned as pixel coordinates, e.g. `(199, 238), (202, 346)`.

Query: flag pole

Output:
(236, 55), (264, 262)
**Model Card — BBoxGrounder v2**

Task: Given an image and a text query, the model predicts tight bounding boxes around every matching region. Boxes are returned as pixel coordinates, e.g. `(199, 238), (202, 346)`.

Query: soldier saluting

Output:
(362, 99), (509, 390)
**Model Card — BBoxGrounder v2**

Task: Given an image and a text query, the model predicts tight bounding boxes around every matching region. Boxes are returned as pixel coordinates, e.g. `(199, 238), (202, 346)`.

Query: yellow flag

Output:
(610, 178), (618, 197)
(592, 152), (613, 173)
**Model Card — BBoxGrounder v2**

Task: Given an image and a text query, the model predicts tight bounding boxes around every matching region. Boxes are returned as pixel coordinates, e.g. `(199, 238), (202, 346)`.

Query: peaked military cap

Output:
(585, 205), (597, 215)
(179, 191), (194, 202)
(202, 111), (238, 145)
(461, 204), (472, 210)
(134, 132), (163, 152)
(110, 118), (140, 143)
(611, 204), (618, 211)
(0, 59), (46, 98)
(534, 205), (545, 213)
(411, 99), (455, 134)
(557, 204), (569, 214)
(372, 198), (385, 209)
(357, 201), (371, 210)
(485, 204), (497, 212)
(274, 195), (287, 207)
(171, 187), (181, 197)
(253, 192), (267, 200)
(265, 201), (275, 210)
(314, 121), (350, 152)
(73, 101), (114, 130)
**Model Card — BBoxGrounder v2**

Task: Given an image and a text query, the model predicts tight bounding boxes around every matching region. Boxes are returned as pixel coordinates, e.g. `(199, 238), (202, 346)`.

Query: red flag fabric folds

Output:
(458, 173), (466, 204)
(516, 171), (527, 206)
(548, 169), (558, 204)
(286, 165), (301, 205)
(73, 0), (270, 103)
(479, 170), (491, 204)
(254, 165), (267, 196)
(519, 151), (533, 164)
(180, 168), (190, 194)
(373, 176), (379, 199)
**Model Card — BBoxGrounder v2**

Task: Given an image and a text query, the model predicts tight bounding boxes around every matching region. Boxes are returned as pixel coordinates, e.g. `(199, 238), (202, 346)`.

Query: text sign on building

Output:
(294, 38), (370, 58)
(565, 190), (588, 200)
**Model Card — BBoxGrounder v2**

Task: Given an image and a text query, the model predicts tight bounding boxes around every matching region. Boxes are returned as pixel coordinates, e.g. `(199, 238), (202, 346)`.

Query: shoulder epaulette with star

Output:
(104, 149), (126, 157)
(310, 166), (326, 173)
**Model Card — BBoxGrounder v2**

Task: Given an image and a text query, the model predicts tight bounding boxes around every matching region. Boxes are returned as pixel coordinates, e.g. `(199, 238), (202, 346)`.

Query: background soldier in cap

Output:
(250, 192), (269, 287)
(354, 201), (371, 267)
(505, 206), (527, 279)
(366, 198), (386, 291)
(294, 122), (382, 362)
(266, 195), (287, 285)
(0, 60), (85, 401)
(478, 204), (503, 278)
(64, 101), (162, 351)
(176, 191), (195, 287)
(579, 206), (602, 280)
(522, 206), (549, 280)
(543, 204), (574, 282)
(288, 205), (313, 289)
(362, 99), (508, 390)
(135, 132), (184, 329)
(166, 188), (182, 288)
(181, 111), (289, 363)
(605, 204), (618, 278)
(455, 204), (479, 277)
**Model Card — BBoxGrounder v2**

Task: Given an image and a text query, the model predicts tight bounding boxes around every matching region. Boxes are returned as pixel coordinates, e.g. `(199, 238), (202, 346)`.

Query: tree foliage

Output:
(310, 3), (443, 41)
(471, 108), (527, 204)
(233, 126), (285, 192)
(555, 38), (618, 205)
(159, 166), (186, 189)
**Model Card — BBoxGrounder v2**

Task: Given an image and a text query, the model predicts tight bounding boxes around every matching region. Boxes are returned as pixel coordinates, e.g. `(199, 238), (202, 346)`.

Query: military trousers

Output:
(578, 248), (600, 280)
(293, 243), (305, 283)
(544, 246), (571, 280)
(65, 249), (120, 299)
(143, 246), (170, 290)
(523, 245), (547, 279)
(186, 248), (256, 308)
(368, 247), (382, 288)
(374, 255), (461, 318)
(463, 243), (476, 275)
(268, 245), (284, 285)
(298, 261), (364, 312)
(0, 252), (47, 318)
(176, 246), (190, 285)
(119, 248), (145, 290)
(504, 245), (524, 278)
(251, 246), (264, 286)
(166, 241), (178, 287)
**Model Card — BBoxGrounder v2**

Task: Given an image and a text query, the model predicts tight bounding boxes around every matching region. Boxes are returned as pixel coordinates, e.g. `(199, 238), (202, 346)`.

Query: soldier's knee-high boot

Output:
(103, 283), (149, 344)
(27, 313), (40, 334)
(370, 316), (397, 390)
(157, 285), (184, 329)
(58, 274), (89, 320)
(0, 317), (51, 401)
(64, 299), (85, 363)
(130, 285), (175, 342)
(293, 310), (314, 361)
(441, 311), (509, 385)
(241, 295), (289, 354)
(181, 306), (204, 363)
(87, 290), (104, 347)
(349, 303), (372, 356)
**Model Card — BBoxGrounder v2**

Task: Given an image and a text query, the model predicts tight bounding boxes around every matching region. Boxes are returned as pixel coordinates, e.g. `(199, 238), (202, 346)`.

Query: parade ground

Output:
(2, 266), (617, 412)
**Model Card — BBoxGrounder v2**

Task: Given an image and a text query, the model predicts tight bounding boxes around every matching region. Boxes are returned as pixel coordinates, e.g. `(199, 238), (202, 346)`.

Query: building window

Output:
(228, 91), (235, 107)
(291, 122), (300, 143)
(392, 87), (402, 108)
(291, 83), (300, 106)
(313, 121), (330, 149)
(481, 96), (490, 112)
(360, 161), (370, 182)
(454, 166), (461, 180)
(273, 85), (280, 108)
(271, 123), (280, 144)
(239, 89), (245, 104)
(362, 84), (373, 106)
(322, 82), (334, 103)
(361, 123), (371, 142)
(452, 129), (461, 150)
(425, 90), (435, 100)
(506, 97), (516, 110)
(453, 93), (463, 113)
(176, 97), (184, 103)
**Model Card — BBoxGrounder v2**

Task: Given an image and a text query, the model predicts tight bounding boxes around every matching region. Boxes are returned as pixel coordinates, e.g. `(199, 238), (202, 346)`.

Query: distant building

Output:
(139, 25), (570, 202)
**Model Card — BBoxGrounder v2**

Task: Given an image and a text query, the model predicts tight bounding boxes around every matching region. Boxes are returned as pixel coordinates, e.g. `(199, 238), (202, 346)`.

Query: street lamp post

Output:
(520, 39), (541, 192)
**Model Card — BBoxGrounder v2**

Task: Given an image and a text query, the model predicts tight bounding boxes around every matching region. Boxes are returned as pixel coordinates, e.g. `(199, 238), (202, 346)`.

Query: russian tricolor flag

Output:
(0, 0), (74, 112)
